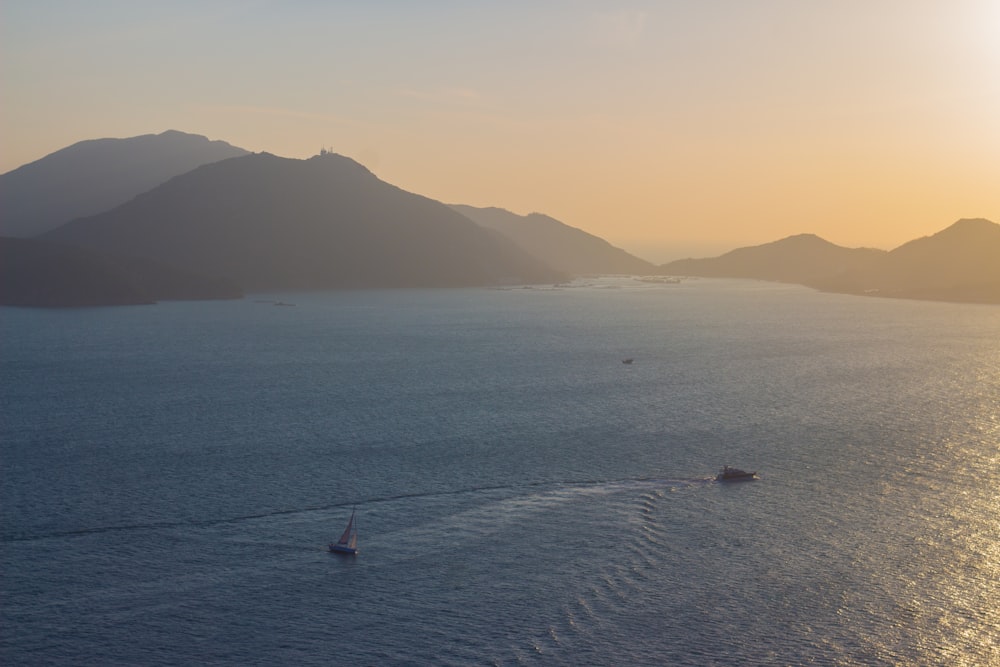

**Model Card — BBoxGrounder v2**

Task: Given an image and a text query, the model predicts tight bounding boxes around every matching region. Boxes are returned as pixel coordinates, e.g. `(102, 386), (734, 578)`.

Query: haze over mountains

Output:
(41, 151), (562, 291)
(451, 205), (655, 276)
(0, 130), (249, 238)
(1, 130), (997, 306)
(806, 218), (1000, 303)
(661, 234), (884, 284)
(662, 219), (1000, 304)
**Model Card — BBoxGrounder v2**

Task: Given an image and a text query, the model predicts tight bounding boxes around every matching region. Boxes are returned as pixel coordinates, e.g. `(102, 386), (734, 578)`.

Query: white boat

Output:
(329, 509), (359, 554)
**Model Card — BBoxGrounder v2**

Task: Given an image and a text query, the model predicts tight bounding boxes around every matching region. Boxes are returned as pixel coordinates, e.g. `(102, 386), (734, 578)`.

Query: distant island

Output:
(1, 130), (997, 307)
(660, 218), (1000, 305)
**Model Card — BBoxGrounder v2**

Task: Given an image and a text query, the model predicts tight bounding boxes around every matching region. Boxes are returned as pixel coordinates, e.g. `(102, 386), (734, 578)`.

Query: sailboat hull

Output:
(328, 543), (358, 555)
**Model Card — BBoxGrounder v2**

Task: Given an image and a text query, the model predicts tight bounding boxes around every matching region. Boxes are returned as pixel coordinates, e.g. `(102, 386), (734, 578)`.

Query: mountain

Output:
(0, 236), (242, 307)
(41, 152), (564, 291)
(809, 218), (1000, 303)
(661, 220), (1000, 304)
(0, 130), (249, 237)
(451, 205), (656, 275)
(661, 233), (884, 283)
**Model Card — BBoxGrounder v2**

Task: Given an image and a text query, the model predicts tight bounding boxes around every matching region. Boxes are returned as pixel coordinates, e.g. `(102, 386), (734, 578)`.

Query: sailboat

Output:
(328, 509), (359, 555)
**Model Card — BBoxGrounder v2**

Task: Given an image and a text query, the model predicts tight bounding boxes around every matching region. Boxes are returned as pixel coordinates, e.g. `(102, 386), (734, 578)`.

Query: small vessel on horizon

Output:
(715, 466), (758, 482)
(329, 509), (359, 555)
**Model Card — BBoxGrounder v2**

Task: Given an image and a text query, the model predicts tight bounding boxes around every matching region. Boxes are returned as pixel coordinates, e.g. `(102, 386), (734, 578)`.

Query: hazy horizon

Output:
(3, 1), (998, 261)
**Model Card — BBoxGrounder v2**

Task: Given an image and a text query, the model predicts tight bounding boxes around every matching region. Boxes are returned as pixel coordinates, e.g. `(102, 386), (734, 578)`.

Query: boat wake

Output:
(2, 476), (712, 544)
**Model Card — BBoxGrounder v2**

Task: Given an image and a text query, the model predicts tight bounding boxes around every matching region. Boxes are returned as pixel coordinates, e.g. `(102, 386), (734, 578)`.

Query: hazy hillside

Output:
(661, 234), (885, 283)
(0, 237), (242, 307)
(661, 219), (1000, 304)
(0, 130), (249, 237)
(42, 152), (563, 291)
(451, 205), (656, 276)
(808, 218), (1000, 303)
(12, 131), (994, 304)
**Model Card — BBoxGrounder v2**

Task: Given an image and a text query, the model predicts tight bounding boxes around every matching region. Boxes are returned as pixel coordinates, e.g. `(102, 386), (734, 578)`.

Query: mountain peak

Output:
(662, 218), (999, 303)
(892, 217), (998, 253)
(938, 217), (997, 236)
(307, 151), (376, 176)
(769, 233), (831, 247)
(42, 151), (563, 291)
(663, 232), (882, 283)
(0, 131), (250, 237)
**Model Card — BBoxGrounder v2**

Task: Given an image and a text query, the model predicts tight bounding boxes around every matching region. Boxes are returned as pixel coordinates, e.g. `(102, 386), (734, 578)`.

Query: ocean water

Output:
(2, 277), (998, 666)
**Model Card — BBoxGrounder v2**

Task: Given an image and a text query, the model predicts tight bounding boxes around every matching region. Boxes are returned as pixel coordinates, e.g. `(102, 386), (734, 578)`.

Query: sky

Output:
(2, 1), (998, 262)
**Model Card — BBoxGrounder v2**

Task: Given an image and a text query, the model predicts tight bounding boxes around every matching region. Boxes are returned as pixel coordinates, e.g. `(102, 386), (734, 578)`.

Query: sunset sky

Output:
(3, 1), (998, 261)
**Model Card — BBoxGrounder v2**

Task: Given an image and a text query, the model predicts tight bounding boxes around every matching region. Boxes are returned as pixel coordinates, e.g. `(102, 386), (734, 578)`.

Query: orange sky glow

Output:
(2, 1), (998, 261)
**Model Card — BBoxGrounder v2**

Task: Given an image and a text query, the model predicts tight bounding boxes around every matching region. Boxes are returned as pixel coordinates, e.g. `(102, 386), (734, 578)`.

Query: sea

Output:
(1, 277), (998, 666)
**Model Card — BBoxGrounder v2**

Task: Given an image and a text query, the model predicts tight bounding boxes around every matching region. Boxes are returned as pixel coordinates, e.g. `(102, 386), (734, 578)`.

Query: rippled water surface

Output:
(2, 278), (998, 665)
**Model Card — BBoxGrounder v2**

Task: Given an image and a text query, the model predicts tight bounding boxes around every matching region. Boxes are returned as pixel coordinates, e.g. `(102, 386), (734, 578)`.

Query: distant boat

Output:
(622, 358), (634, 364)
(635, 275), (682, 284)
(329, 509), (359, 555)
(715, 466), (757, 482)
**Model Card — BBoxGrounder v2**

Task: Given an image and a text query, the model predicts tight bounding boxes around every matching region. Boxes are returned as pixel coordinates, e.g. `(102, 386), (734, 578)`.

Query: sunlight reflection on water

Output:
(2, 279), (999, 665)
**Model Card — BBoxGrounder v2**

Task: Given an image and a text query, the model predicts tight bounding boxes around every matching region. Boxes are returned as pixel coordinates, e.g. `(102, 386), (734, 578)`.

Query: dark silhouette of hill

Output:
(42, 152), (563, 291)
(0, 236), (242, 307)
(662, 233), (884, 283)
(451, 205), (656, 275)
(808, 218), (1000, 303)
(661, 220), (1000, 304)
(0, 130), (249, 237)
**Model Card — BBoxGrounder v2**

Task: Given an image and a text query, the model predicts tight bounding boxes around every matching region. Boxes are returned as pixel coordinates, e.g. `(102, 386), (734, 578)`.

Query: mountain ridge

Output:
(662, 219), (1000, 304)
(806, 218), (1000, 302)
(0, 130), (249, 237)
(451, 205), (656, 275)
(5, 131), (996, 306)
(42, 152), (564, 291)
(661, 233), (885, 283)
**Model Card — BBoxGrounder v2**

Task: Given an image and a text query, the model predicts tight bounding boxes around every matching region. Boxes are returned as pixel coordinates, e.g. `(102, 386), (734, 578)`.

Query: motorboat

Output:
(715, 466), (757, 482)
